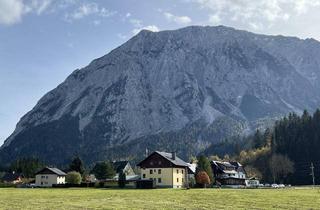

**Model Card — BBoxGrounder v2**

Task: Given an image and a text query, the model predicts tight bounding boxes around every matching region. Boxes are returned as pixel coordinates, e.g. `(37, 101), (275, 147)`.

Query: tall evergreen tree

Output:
(69, 156), (85, 175)
(196, 155), (213, 182)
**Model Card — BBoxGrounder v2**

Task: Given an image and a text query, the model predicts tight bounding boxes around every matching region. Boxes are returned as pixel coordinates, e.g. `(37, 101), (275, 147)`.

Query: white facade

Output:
(245, 178), (260, 187)
(35, 174), (65, 187)
(219, 170), (246, 179)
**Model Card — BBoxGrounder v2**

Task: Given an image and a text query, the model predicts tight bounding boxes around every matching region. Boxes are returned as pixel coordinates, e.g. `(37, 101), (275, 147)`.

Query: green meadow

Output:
(0, 188), (320, 209)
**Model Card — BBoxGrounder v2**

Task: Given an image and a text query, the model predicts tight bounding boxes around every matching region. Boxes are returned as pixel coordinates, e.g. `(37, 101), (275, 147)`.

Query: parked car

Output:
(264, 183), (271, 187)
(271, 184), (279, 188)
(278, 184), (285, 188)
(258, 184), (264, 187)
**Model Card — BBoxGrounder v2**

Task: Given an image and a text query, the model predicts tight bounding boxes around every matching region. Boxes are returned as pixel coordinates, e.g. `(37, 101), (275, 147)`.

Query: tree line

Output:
(206, 109), (320, 185)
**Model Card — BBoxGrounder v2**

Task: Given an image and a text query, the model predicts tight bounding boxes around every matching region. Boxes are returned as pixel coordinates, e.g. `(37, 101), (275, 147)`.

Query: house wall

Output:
(124, 164), (135, 176)
(35, 174), (65, 187)
(140, 167), (186, 188)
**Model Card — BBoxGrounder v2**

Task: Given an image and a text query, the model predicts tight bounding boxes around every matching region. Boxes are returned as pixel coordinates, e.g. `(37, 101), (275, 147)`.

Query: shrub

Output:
(66, 171), (81, 185)
(196, 171), (211, 188)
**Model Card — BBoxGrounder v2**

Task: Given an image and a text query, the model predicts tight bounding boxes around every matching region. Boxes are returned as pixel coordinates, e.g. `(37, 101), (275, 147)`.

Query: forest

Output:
(205, 109), (320, 185)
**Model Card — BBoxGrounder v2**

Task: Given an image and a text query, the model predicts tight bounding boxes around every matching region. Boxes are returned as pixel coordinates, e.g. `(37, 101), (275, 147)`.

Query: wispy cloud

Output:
(29, 0), (53, 15)
(192, 0), (320, 28)
(64, 2), (116, 22)
(0, 0), (25, 25)
(208, 14), (221, 25)
(163, 12), (192, 24)
(132, 25), (159, 35)
(0, 0), (70, 25)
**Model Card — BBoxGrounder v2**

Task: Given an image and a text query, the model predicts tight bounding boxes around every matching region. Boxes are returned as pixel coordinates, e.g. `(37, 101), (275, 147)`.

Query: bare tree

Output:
(244, 165), (262, 180)
(269, 154), (294, 183)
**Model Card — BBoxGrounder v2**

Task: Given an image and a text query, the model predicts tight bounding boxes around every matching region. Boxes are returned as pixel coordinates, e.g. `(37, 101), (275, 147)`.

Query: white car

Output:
(271, 184), (279, 188)
(278, 184), (285, 188)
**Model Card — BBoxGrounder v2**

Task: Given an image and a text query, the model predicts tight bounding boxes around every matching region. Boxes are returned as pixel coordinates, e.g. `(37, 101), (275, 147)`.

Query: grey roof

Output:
(37, 167), (66, 176)
(155, 151), (189, 167)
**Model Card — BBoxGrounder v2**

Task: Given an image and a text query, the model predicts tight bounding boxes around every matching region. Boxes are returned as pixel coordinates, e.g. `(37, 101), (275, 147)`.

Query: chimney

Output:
(172, 152), (176, 160)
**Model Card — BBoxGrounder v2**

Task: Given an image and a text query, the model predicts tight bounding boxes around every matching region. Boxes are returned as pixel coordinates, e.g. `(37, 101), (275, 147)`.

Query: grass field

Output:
(0, 188), (320, 209)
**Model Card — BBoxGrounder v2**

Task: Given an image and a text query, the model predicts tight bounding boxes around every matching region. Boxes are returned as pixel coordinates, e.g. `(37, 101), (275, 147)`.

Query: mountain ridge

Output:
(1, 25), (320, 165)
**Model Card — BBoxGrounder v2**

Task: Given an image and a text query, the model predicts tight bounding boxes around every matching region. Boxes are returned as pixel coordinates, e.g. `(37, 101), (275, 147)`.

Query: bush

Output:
(196, 171), (211, 188)
(66, 171), (81, 185)
(91, 161), (116, 180)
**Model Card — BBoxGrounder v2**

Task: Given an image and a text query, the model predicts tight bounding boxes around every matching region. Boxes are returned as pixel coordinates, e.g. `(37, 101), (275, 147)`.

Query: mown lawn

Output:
(0, 187), (320, 209)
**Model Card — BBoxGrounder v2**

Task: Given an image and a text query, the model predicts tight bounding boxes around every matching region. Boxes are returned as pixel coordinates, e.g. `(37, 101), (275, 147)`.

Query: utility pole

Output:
(310, 162), (315, 187)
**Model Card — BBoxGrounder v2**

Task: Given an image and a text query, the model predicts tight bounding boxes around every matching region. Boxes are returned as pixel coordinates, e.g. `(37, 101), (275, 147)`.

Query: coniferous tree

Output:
(10, 158), (44, 178)
(69, 156), (85, 175)
(196, 155), (213, 182)
(91, 161), (116, 180)
(118, 171), (126, 188)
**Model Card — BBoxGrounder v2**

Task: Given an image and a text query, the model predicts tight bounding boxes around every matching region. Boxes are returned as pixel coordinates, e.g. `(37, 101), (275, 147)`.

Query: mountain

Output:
(1, 25), (320, 165)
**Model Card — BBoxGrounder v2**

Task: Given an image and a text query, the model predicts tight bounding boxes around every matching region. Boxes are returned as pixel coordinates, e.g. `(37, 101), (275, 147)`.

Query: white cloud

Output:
(0, 0), (25, 25)
(30, 0), (53, 15)
(192, 0), (320, 27)
(132, 25), (160, 35)
(65, 2), (116, 22)
(164, 12), (192, 24)
(0, 0), (54, 25)
(100, 8), (117, 18)
(208, 14), (221, 25)
(67, 2), (98, 20)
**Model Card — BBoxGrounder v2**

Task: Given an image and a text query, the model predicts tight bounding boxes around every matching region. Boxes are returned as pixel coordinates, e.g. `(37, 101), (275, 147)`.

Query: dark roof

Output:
(1, 172), (23, 182)
(154, 151), (189, 167)
(212, 161), (245, 174)
(112, 161), (129, 173)
(36, 167), (66, 176)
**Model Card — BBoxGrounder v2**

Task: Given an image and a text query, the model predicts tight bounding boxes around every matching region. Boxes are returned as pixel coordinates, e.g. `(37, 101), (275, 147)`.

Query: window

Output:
(46, 176), (48, 179)
(158, 178), (162, 183)
(158, 169), (161, 174)
(177, 178), (179, 182)
(41, 182), (43, 185)
(143, 174), (146, 178)
(177, 169), (179, 174)
(150, 161), (154, 166)
(150, 169), (153, 174)
(158, 161), (162, 165)
(182, 170), (184, 174)
(182, 178), (184, 183)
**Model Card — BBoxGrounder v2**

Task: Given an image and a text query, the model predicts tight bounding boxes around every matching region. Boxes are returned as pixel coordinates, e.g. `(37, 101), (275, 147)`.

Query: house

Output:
(1, 172), (23, 184)
(211, 161), (246, 186)
(35, 167), (66, 187)
(112, 161), (135, 176)
(137, 151), (189, 188)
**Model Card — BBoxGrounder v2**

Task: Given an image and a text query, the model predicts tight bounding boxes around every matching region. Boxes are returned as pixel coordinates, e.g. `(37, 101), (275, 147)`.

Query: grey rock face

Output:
(1, 26), (320, 164)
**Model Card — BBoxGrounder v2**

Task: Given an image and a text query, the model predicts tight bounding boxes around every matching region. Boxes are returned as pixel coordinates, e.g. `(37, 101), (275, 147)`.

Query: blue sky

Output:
(1, 0), (320, 145)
